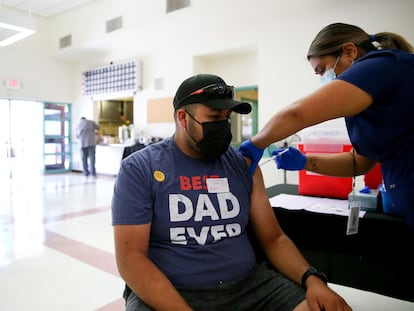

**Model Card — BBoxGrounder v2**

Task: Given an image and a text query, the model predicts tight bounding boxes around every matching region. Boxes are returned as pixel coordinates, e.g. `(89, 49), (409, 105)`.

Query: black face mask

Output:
(185, 110), (232, 159)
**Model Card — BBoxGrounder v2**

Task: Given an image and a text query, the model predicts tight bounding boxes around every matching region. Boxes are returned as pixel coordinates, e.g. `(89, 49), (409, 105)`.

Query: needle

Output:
(260, 155), (276, 166)
(260, 148), (289, 166)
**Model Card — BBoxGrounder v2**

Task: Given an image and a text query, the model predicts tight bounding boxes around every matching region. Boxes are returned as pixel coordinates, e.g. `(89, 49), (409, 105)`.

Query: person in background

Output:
(239, 22), (414, 237)
(76, 116), (100, 178)
(111, 74), (352, 311)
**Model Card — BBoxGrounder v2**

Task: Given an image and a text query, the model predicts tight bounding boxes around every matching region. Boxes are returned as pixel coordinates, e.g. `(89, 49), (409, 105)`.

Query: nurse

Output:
(239, 22), (414, 237)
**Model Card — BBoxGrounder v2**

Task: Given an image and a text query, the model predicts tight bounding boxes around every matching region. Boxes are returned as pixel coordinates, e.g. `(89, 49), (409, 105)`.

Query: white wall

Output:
(0, 14), (74, 102)
(1, 0), (413, 186)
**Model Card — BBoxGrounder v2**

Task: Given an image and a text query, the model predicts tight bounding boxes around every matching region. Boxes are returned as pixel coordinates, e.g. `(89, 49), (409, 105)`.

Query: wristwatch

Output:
(301, 266), (328, 290)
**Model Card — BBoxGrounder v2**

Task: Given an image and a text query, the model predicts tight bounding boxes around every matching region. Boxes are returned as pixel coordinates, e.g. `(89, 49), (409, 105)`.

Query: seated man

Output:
(111, 74), (352, 311)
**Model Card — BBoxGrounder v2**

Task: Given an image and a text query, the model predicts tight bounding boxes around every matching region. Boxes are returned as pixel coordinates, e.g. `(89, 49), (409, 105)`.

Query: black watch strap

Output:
(301, 266), (328, 290)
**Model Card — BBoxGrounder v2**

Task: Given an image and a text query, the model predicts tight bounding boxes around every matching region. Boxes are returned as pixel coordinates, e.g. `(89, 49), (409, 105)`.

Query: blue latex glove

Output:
(359, 186), (371, 194)
(239, 140), (264, 175)
(271, 146), (306, 170)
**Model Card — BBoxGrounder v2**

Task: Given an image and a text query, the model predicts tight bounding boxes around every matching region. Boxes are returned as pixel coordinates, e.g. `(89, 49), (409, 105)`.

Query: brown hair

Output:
(307, 22), (414, 59)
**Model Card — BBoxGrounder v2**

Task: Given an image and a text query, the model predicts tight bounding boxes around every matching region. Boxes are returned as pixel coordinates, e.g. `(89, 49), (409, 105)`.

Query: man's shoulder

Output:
(219, 146), (251, 177)
(87, 119), (99, 126)
(126, 138), (171, 160)
(146, 137), (171, 151)
(225, 145), (245, 162)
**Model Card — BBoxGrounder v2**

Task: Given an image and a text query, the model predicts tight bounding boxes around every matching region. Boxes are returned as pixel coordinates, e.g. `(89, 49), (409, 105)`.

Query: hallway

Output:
(0, 172), (124, 310)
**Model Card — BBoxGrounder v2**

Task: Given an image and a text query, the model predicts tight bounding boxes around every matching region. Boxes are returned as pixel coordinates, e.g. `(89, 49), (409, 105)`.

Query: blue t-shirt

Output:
(111, 137), (257, 287)
(338, 49), (414, 234)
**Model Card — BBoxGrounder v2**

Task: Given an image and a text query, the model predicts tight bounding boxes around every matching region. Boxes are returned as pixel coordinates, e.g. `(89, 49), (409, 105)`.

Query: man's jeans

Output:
(81, 145), (96, 176)
(124, 262), (306, 311)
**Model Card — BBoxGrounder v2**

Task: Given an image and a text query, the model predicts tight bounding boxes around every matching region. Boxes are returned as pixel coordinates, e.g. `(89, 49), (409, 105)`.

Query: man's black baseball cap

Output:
(173, 74), (251, 114)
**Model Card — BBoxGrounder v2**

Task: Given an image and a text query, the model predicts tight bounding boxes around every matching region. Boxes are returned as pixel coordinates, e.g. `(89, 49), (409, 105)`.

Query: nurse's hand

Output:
(272, 146), (306, 170)
(239, 140), (264, 175)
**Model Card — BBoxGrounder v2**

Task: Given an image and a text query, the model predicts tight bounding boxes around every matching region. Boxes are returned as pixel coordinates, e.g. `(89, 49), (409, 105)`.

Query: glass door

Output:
(43, 103), (72, 173)
(0, 99), (72, 177)
(0, 99), (12, 178)
(0, 99), (44, 179)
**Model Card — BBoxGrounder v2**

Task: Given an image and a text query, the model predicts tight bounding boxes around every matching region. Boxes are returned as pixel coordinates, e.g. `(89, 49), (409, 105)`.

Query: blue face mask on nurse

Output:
(320, 54), (341, 85)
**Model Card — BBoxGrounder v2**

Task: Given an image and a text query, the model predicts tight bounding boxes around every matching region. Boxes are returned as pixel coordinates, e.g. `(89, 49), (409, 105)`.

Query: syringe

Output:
(259, 148), (289, 166)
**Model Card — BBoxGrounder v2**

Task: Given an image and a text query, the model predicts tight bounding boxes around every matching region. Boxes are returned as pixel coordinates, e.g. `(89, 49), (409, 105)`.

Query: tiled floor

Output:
(0, 172), (124, 311)
(1, 171), (413, 311)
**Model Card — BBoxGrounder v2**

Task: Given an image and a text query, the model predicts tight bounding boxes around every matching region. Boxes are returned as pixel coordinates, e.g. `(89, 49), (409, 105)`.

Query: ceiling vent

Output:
(166, 0), (191, 13)
(59, 34), (72, 49)
(106, 16), (123, 33)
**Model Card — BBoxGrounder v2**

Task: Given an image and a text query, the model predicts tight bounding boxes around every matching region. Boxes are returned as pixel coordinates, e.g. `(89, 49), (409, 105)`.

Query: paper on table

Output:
(269, 193), (366, 217)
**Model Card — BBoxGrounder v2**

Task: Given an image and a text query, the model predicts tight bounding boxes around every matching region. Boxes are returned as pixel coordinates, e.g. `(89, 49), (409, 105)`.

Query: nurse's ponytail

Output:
(372, 32), (413, 53)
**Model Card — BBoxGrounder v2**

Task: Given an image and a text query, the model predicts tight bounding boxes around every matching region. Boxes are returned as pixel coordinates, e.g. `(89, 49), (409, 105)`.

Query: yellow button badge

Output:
(153, 170), (165, 183)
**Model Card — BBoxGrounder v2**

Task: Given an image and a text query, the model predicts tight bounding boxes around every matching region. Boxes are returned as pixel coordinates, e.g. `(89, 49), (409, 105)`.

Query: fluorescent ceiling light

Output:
(0, 7), (36, 47)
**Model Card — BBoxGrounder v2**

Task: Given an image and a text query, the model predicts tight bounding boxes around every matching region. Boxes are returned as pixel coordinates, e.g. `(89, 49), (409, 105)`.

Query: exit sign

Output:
(5, 79), (21, 90)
